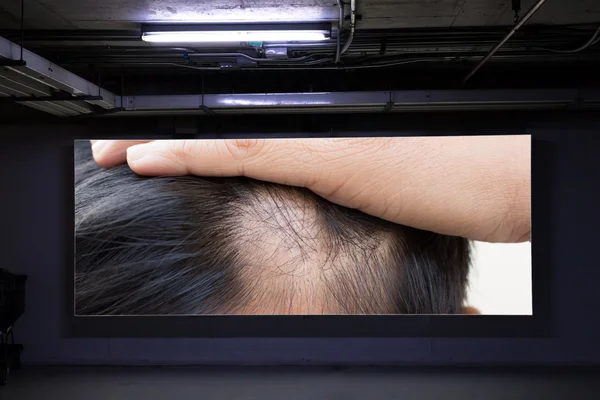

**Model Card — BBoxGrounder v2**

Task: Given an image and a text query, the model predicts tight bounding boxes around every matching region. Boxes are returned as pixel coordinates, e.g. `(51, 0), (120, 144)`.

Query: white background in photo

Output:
(466, 241), (532, 315)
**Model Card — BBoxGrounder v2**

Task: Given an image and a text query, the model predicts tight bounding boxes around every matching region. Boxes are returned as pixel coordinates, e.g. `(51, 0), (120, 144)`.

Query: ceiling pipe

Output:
(462, 0), (547, 84)
(334, 0), (343, 63)
(340, 0), (356, 56)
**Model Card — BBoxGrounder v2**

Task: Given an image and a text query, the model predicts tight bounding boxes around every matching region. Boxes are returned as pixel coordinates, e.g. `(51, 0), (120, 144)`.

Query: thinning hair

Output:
(75, 140), (471, 315)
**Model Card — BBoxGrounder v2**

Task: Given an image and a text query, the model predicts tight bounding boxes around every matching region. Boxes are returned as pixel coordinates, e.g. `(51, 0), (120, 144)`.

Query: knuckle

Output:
(181, 139), (198, 159)
(225, 139), (267, 160)
(171, 140), (198, 161)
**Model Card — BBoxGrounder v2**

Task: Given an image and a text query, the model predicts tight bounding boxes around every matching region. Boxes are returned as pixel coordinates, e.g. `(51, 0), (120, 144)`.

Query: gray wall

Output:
(1, 120), (599, 365)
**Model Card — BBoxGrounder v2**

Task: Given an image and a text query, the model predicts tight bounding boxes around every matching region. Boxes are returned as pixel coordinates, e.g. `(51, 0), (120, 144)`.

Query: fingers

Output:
(126, 138), (352, 190)
(97, 136), (529, 243)
(91, 140), (152, 168)
(462, 306), (481, 315)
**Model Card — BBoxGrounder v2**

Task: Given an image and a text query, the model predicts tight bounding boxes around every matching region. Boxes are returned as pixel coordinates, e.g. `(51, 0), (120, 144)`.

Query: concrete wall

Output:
(1, 116), (599, 365)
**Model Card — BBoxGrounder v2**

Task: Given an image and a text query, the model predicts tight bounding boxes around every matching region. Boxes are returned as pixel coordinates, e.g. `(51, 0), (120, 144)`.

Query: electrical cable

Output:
(335, 0), (343, 63)
(186, 52), (302, 63)
(537, 24), (600, 53)
(186, 52), (334, 66)
(167, 58), (436, 71)
(162, 63), (221, 71)
(149, 55), (333, 72)
(246, 58), (436, 70)
(340, 0), (356, 56)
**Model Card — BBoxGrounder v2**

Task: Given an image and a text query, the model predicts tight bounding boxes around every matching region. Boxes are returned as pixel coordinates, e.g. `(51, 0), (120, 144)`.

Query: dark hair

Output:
(75, 140), (471, 315)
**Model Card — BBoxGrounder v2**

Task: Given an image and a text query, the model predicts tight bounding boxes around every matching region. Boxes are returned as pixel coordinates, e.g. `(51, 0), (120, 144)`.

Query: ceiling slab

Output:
(359, 0), (465, 19)
(0, 5), (22, 29)
(1, 0), (77, 29)
(452, 0), (600, 27)
(527, 0), (600, 24)
(359, 16), (457, 29)
(2, 0), (339, 29)
(451, 0), (511, 27)
(357, 0), (464, 29)
(361, 0), (600, 28)
(2, 0), (600, 31)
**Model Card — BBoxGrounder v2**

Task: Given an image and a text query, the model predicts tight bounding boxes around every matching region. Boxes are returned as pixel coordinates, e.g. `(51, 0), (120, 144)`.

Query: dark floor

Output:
(1, 366), (599, 400)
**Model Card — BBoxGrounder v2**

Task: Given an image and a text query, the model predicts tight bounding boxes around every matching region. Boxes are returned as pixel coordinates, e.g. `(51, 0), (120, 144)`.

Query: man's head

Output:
(75, 140), (471, 315)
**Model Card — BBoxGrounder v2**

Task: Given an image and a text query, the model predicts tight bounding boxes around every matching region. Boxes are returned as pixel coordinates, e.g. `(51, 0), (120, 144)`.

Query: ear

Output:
(462, 306), (481, 315)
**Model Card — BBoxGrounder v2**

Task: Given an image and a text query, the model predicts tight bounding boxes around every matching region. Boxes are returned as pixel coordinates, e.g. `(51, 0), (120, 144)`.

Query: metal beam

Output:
(0, 36), (116, 109)
(0, 59), (26, 67)
(113, 89), (600, 116)
(0, 80), (83, 116)
(0, 74), (98, 115)
(0, 94), (103, 102)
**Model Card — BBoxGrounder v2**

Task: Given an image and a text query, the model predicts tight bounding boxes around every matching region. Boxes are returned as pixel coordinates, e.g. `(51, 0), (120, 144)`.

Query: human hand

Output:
(90, 136), (531, 243)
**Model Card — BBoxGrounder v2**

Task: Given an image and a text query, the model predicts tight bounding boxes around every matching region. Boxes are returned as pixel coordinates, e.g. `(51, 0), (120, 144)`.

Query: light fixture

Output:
(141, 23), (332, 43)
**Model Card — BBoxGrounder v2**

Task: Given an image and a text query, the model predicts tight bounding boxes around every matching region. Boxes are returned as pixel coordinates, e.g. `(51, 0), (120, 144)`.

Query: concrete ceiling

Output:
(1, 0), (600, 31)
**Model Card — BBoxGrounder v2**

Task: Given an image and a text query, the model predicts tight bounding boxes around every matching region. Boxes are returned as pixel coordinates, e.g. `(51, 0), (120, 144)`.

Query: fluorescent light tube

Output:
(141, 30), (329, 43)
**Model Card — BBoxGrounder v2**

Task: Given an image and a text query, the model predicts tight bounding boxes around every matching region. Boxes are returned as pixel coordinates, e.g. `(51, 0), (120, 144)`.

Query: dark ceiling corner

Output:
(0, 101), (58, 122)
